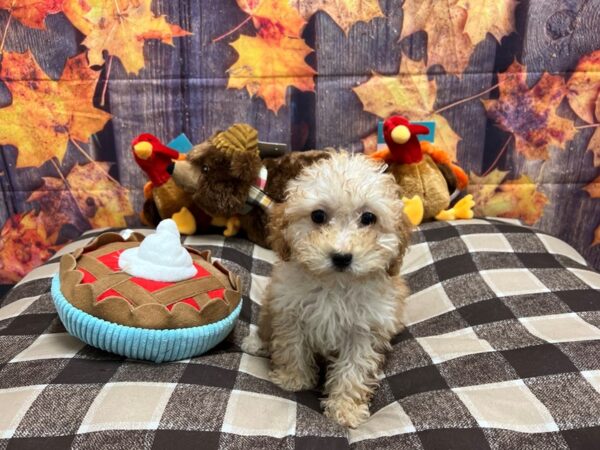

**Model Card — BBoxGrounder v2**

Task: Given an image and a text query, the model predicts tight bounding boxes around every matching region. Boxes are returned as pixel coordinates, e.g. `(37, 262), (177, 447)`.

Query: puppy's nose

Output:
(166, 162), (175, 175)
(331, 253), (353, 269)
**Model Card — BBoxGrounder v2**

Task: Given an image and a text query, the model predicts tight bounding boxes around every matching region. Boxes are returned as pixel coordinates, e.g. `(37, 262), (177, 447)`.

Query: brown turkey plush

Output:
(371, 115), (473, 225)
(131, 133), (211, 234)
(169, 123), (329, 248)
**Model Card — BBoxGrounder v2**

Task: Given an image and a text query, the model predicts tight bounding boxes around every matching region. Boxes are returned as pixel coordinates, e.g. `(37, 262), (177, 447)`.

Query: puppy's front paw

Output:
(323, 398), (370, 428)
(241, 331), (269, 357)
(269, 367), (317, 392)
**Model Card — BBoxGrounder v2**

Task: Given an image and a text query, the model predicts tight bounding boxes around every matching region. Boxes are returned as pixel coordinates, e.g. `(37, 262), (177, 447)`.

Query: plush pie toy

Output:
(52, 219), (242, 362)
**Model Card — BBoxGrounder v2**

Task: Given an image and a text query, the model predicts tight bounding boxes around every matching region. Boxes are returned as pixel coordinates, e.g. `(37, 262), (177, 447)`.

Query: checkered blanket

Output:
(1, 219), (600, 449)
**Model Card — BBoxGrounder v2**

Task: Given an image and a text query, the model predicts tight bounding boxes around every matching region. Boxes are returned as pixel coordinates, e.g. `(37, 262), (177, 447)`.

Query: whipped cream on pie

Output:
(118, 219), (197, 282)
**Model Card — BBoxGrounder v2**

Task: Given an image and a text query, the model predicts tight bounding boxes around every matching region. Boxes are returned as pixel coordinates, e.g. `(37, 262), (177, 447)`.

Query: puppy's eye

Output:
(202, 165), (209, 173)
(311, 210), (327, 224)
(360, 212), (377, 226)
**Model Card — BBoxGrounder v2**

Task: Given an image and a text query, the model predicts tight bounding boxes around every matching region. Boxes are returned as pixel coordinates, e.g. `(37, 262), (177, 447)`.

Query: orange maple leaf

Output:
(460, 0), (517, 44)
(62, 0), (191, 75)
(567, 50), (600, 124)
(483, 61), (577, 160)
(0, 0), (63, 29)
(227, 34), (315, 113)
(291, 0), (383, 34)
(589, 128), (600, 167)
(589, 98), (600, 167)
(0, 211), (58, 283)
(469, 169), (548, 225)
(0, 51), (111, 168)
(238, 0), (306, 38)
(353, 57), (460, 160)
(583, 175), (600, 199)
(401, 0), (516, 74)
(65, 162), (134, 228)
(593, 224), (600, 246)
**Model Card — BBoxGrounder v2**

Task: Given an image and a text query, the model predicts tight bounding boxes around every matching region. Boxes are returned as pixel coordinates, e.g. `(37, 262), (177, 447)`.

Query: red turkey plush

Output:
(370, 115), (473, 225)
(131, 133), (209, 234)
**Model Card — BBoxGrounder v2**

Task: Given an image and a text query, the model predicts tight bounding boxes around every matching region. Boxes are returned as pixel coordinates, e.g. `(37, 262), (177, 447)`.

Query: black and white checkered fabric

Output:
(1, 218), (600, 449)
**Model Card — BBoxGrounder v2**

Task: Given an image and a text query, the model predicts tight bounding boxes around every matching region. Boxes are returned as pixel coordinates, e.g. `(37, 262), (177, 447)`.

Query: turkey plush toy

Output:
(371, 115), (474, 225)
(132, 134), (210, 235)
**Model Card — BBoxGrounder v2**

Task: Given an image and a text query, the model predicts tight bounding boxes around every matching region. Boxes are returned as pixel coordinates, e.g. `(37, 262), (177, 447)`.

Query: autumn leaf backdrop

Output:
(0, 0), (599, 283)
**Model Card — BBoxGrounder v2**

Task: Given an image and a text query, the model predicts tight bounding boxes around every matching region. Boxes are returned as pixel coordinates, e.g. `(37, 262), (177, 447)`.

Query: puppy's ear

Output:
(387, 206), (413, 277)
(267, 202), (291, 261)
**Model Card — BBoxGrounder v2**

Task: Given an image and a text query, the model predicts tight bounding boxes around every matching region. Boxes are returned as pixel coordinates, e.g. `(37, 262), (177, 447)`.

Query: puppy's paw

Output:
(269, 367), (317, 392)
(241, 331), (269, 357)
(323, 398), (370, 429)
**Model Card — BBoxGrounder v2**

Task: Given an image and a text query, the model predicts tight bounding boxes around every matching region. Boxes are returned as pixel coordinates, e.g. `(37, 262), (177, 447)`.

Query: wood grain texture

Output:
(105, 0), (296, 215)
(0, 12), (80, 218)
(502, 0), (600, 269)
(311, 0), (403, 151)
(0, 0), (599, 271)
(310, 0), (499, 173)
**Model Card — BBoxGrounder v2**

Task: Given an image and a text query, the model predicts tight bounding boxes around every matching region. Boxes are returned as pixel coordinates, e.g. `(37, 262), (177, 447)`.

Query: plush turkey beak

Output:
(133, 141), (153, 160)
(391, 125), (411, 144)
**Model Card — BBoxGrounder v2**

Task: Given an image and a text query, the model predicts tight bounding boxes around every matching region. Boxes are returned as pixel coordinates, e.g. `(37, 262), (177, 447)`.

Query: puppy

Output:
(242, 152), (412, 428)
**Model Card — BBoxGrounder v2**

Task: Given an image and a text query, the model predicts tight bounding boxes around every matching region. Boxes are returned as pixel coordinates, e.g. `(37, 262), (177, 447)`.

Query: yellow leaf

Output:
(567, 50), (600, 124)
(63, 0), (191, 75)
(227, 34), (316, 113)
(66, 162), (134, 228)
(402, 0), (516, 74)
(238, 0), (306, 37)
(459, 0), (516, 44)
(354, 58), (435, 119)
(587, 98), (600, 167)
(583, 176), (600, 199)
(291, 0), (383, 34)
(468, 170), (548, 225)
(589, 128), (600, 167)
(0, 51), (111, 168)
(401, 0), (472, 74)
(432, 114), (460, 162)
(469, 169), (509, 207)
(0, 0), (63, 29)
(483, 61), (576, 160)
(353, 57), (460, 159)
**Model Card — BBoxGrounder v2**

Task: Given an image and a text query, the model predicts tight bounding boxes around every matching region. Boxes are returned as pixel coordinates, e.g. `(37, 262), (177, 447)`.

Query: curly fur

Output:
(242, 152), (412, 428)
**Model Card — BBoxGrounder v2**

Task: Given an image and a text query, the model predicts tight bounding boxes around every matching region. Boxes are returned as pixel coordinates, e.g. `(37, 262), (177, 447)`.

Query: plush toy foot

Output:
(172, 207), (197, 235)
(435, 194), (475, 221)
(143, 181), (154, 200)
(453, 194), (475, 219)
(211, 216), (241, 237)
(139, 211), (151, 226)
(223, 217), (241, 237)
(402, 195), (424, 226)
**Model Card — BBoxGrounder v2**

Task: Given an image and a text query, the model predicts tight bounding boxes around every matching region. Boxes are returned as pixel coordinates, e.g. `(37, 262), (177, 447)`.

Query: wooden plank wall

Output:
(0, 0), (599, 269)
(310, 0), (499, 171)
(0, 12), (80, 224)
(500, 0), (600, 270)
(107, 0), (296, 211)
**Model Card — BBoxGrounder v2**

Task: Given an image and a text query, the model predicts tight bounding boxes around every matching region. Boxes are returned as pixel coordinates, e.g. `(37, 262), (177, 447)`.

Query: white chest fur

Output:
(269, 262), (399, 354)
